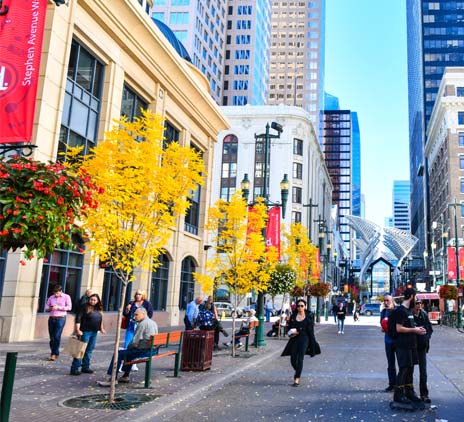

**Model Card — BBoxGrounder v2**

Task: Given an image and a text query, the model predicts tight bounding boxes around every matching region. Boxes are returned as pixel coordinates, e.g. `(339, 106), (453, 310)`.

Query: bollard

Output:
(1, 352), (17, 422)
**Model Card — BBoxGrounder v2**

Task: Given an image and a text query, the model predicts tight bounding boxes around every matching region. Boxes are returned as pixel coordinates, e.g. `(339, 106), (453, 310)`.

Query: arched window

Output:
(179, 257), (196, 310)
(151, 254), (170, 311)
(102, 266), (132, 312)
(220, 134), (238, 201)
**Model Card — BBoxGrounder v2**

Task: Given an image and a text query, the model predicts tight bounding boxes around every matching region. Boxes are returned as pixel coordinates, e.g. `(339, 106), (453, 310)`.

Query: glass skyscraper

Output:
(407, 0), (464, 256)
(393, 180), (411, 231)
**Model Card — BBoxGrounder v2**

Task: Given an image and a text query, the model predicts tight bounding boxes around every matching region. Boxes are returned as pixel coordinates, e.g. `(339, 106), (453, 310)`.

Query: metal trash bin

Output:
(181, 330), (214, 371)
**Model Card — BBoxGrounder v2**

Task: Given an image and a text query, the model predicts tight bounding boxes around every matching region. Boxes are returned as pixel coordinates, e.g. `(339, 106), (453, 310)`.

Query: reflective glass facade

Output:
(393, 180), (411, 231)
(407, 0), (464, 256)
(323, 110), (352, 253)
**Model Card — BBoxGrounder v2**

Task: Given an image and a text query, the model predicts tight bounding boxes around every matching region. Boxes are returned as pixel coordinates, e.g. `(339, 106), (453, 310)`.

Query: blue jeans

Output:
(71, 331), (98, 371)
(265, 308), (271, 322)
(48, 317), (66, 356)
(337, 318), (345, 332)
(106, 348), (156, 376)
(385, 341), (397, 387)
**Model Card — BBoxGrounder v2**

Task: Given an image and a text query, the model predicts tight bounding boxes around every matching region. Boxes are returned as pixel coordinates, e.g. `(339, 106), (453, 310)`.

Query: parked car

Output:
(360, 303), (381, 316)
(214, 302), (243, 318)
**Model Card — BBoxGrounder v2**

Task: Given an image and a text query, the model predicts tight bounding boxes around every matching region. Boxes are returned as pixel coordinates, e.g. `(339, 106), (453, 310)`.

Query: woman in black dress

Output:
(281, 299), (321, 386)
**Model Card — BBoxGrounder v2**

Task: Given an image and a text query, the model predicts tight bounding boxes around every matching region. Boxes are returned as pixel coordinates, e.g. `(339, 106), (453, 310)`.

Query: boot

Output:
(405, 388), (426, 410)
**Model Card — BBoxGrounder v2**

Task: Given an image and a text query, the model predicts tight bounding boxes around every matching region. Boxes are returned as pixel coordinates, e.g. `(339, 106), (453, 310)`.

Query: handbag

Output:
(121, 316), (128, 329)
(63, 336), (87, 359)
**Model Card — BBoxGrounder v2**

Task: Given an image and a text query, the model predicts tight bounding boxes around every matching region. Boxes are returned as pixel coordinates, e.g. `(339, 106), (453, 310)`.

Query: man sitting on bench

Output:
(98, 307), (158, 386)
(223, 309), (258, 349)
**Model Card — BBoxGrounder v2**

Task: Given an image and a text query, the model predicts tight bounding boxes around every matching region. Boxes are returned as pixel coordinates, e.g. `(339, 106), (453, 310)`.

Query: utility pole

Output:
(303, 198), (318, 241)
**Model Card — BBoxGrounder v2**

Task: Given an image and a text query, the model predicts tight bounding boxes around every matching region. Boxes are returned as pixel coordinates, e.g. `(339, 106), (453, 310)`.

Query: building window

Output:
(39, 249), (85, 313)
(102, 266), (132, 312)
(457, 87), (464, 97)
(220, 134), (238, 201)
(460, 155), (464, 170)
(179, 257), (196, 310)
(459, 132), (464, 147)
(459, 112), (464, 125)
(59, 40), (104, 158)
(292, 211), (302, 224)
(150, 254), (170, 311)
(461, 179), (464, 193)
(292, 187), (302, 204)
(293, 138), (303, 155)
(293, 162), (303, 179)
(121, 84), (148, 121)
(164, 121), (180, 148)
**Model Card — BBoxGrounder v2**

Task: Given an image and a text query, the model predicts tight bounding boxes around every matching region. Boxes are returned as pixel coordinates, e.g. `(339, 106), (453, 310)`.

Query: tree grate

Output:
(61, 393), (161, 410)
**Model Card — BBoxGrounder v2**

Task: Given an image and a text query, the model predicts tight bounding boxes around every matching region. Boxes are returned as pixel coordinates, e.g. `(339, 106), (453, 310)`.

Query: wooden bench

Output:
(233, 320), (259, 351)
(125, 330), (183, 388)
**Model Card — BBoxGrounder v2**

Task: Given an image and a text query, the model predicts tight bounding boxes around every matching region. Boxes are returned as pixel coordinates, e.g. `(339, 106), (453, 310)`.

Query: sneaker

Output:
(48, 355), (56, 361)
(337, 331), (341, 334)
(132, 364), (139, 372)
(222, 342), (230, 347)
(384, 385), (395, 392)
(341, 331), (344, 334)
(118, 375), (130, 383)
(69, 370), (81, 376)
(236, 343), (243, 349)
(81, 368), (94, 374)
(97, 378), (117, 387)
(421, 396), (431, 404)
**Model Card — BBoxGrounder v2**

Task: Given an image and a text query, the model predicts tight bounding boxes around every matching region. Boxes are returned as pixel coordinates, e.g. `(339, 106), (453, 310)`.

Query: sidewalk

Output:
(2, 316), (463, 421)
(0, 320), (293, 422)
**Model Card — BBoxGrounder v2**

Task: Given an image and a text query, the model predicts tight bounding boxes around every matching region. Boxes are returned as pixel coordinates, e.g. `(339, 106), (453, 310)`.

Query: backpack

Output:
(197, 308), (215, 328)
(387, 310), (398, 339)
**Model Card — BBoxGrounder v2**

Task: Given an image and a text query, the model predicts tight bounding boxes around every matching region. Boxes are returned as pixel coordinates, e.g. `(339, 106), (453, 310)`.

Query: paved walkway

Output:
(1, 316), (463, 421)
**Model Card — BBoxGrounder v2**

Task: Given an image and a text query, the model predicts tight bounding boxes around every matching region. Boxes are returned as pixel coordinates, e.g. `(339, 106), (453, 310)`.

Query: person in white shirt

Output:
(223, 309), (258, 349)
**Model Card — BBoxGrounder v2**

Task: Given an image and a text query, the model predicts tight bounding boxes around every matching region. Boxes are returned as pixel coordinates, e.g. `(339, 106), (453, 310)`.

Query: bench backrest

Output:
(150, 331), (183, 348)
(249, 320), (259, 330)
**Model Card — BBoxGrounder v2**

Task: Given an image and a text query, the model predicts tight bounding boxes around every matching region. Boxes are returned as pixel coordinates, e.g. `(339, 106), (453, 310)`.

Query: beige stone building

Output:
(0, 0), (229, 342)
(425, 67), (464, 254)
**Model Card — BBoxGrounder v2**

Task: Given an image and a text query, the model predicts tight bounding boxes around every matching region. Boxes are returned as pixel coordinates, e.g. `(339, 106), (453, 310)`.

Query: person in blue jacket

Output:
(380, 294), (397, 392)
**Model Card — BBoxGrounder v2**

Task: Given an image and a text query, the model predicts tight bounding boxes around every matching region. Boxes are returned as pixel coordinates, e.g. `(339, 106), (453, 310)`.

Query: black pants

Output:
(184, 315), (193, 331)
(395, 347), (417, 399)
(417, 347), (428, 397)
(385, 342), (397, 387)
(290, 336), (309, 378)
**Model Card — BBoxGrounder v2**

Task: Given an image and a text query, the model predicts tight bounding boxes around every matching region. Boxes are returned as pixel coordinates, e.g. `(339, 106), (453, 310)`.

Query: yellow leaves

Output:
(79, 111), (204, 277)
(197, 192), (277, 295)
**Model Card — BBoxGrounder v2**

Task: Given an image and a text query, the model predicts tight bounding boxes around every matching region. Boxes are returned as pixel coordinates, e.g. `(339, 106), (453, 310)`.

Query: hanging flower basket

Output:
(290, 285), (305, 298)
(308, 281), (331, 298)
(0, 156), (99, 259)
(439, 284), (458, 301)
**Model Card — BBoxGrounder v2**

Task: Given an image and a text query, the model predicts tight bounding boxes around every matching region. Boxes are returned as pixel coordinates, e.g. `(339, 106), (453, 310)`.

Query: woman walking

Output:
(281, 299), (321, 386)
(70, 293), (106, 375)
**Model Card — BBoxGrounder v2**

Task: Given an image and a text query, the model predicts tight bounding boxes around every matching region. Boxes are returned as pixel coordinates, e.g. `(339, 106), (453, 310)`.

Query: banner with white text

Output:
(0, 0), (48, 143)
(266, 206), (281, 260)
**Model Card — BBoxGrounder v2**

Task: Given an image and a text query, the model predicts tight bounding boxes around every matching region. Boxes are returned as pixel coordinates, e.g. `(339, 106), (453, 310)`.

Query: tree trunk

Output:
(109, 277), (129, 403)
(231, 289), (237, 357)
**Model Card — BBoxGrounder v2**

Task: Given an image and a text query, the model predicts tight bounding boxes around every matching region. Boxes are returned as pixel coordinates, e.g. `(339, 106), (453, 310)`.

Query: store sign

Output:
(0, 0), (48, 143)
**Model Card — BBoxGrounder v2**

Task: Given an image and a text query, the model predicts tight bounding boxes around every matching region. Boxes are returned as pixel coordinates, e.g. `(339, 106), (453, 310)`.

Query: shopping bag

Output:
(121, 316), (128, 329)
(63, 336), (87, 359)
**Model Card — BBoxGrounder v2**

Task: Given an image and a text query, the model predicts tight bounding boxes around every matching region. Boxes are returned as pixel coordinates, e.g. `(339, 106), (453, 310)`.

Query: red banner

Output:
(265, 206), (280, 260)
(448, 247), (457, 280)
(0, 0), (48, 143)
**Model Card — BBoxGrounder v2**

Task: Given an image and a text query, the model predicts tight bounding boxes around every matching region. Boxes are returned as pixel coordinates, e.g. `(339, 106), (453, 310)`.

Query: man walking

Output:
(389, 288), (426, 410)
(380, 294), (396, 392)
(98, 307), (158, 385)
(413, 299), (433, 403)
(336, 302), (346, 334)
(184, 297), (202, 330)
(45, 284), (72, 361)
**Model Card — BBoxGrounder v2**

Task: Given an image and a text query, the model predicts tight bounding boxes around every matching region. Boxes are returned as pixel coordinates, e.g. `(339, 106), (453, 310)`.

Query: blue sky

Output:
(325, 0), (410, 226)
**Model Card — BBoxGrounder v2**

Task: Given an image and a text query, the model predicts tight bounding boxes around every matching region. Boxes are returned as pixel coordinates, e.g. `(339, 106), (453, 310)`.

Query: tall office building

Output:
(407, 1), (464, 255)
(150, 0), (228, 104)
(323, 110), (352, 256)
(393, 181), (411, 231)
(268, 1), (326, 139)
(222, 0), (272, 105)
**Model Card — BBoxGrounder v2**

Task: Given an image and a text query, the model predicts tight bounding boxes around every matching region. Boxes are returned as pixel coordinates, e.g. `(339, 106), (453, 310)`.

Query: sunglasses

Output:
(297, 304), (305, 308)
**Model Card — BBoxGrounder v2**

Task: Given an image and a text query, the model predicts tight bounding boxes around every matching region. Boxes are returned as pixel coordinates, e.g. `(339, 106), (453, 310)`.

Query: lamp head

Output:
(271, 121), (283, 135)
(241, 174), (250, 202)
(280, 174), (289, 219)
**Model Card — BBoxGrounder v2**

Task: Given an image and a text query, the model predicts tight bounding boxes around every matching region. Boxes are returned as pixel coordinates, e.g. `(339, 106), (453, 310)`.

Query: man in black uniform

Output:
(413, 299), (433, 403)
(390, 288), (427, 410)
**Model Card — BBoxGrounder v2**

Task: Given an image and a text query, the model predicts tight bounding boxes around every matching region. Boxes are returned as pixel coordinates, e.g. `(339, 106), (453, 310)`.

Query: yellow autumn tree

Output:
(283, 223), (319, 289)
(195, 192), (278, 354)
(71, 110), (204, 401)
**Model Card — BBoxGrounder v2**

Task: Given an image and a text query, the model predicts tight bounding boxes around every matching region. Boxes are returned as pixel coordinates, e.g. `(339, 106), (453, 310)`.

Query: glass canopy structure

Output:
(345, 215), (418, 293)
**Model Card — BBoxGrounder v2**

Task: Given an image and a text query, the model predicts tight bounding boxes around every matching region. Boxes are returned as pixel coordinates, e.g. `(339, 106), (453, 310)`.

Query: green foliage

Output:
(268, 264), (297, 297)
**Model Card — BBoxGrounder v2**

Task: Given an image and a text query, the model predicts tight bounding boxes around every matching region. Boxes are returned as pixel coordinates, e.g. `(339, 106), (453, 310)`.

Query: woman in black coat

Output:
(281, 299), (321, 386)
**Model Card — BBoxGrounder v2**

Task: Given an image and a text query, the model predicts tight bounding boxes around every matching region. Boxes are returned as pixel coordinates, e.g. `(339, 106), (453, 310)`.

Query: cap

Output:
(403, 287), (416, 299)
(248, 309), (256, 316)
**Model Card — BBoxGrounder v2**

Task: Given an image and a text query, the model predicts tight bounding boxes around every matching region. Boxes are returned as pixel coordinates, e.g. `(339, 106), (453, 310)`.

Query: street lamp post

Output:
(302, 198), (318, 242)
(448, 201), (463, 329)
(423, 250), (429, 289)
(430, 241), (437, 289)
(241, 121), (288, 347)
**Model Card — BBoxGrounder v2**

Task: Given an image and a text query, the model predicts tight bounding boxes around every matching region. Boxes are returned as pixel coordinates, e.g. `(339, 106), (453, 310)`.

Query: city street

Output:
(1, 316), (464, 421)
